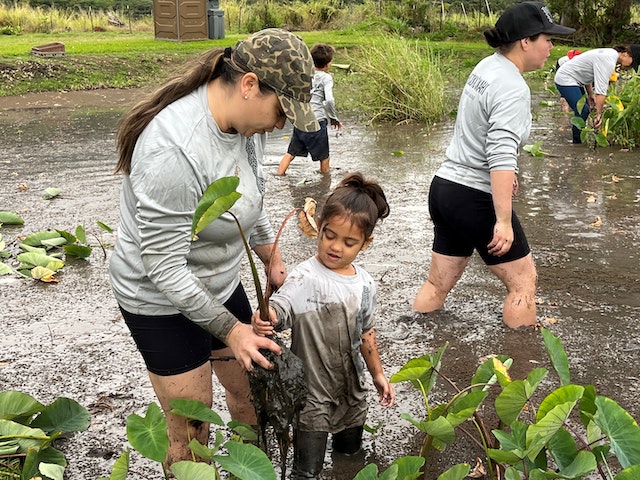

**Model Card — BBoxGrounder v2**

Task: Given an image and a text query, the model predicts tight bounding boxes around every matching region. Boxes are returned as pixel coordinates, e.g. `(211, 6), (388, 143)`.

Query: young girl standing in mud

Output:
(252, 172), (395, 479)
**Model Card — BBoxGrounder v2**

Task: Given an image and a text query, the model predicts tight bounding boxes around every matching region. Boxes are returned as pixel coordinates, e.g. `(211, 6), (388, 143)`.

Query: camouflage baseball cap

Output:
(232, 28), (319, 132)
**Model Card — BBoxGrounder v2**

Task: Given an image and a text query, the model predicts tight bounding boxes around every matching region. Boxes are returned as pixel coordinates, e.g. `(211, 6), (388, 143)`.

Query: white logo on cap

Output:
(541, 6), (555, 23)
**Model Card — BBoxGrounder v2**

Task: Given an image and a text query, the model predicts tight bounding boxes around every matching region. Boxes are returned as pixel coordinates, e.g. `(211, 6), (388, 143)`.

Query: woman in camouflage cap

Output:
(110, 28), (319, 468)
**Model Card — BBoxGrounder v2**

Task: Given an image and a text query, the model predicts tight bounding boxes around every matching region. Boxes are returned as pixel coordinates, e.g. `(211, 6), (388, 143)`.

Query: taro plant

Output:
(0, 390), (91, 480)
(0, 221), (113, 282)
(100, 399), (276, 480)
(390, 328), (640, 480)
(572, 74), (640, 149)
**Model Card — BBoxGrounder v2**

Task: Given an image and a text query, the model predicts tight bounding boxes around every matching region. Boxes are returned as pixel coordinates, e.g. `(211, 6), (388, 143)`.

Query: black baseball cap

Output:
(495, 1), (575, 43)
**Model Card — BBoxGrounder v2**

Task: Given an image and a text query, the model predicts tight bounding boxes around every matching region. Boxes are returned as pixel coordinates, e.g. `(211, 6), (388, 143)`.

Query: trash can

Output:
(207, 0), (224, 39)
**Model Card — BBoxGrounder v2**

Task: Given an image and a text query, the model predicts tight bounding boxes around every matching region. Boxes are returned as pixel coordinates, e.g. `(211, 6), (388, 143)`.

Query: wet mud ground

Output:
(0, 87), (638, 479)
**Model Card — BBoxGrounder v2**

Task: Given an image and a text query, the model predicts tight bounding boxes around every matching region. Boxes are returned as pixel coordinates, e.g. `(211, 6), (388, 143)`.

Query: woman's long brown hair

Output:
(114, 48), (233, 174)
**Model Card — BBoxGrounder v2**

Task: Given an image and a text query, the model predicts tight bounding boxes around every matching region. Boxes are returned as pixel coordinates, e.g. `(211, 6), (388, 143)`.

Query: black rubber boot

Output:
(292, 429), (328, 479)
(332, 425), (364, 455)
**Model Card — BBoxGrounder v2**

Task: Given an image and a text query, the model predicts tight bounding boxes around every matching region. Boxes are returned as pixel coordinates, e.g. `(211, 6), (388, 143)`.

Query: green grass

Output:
(0, 29), (578, 105)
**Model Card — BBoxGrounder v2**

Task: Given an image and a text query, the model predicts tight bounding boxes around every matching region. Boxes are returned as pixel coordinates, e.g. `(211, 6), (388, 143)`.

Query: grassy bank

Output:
(0, 29), (572, 125)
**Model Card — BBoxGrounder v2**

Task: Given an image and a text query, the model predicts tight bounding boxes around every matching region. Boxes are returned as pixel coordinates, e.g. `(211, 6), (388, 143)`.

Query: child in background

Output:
(276, 43), (342, 176)
(252, 172), (395, 479)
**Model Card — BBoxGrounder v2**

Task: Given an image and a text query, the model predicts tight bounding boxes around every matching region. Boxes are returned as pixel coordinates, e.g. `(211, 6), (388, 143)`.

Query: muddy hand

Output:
(226, 322), (281, 371)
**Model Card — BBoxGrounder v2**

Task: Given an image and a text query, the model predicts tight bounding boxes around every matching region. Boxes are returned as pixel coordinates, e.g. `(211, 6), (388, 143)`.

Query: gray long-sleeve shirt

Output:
(436, 53), (530, 194)
(554, 48), (618, 95)
(109, 84), (276, 340)
(310, 70), (339, 124)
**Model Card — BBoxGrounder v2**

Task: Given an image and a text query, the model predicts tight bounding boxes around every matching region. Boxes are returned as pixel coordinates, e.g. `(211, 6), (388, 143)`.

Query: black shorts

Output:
(120, 282), (252, 376)
(287, 119), (329, 162)
(429, 176), (530, 266)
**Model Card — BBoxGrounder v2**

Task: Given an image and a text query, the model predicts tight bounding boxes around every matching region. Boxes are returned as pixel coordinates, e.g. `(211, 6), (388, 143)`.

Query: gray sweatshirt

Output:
(109, 84), (276, 340)
(554, 48), (618, 95)
(436, 53), (530, 194)
(310, 69), (339, 124)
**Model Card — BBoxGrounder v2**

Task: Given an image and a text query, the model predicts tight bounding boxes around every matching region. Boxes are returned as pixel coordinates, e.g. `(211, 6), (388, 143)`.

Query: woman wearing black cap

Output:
(555, 45), (636, 144)
(109, 28), (318, 468)
(413, 2), (574, 329)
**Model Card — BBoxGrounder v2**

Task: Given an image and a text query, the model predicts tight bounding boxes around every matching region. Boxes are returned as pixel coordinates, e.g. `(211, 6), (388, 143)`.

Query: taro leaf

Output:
(571, 116), (586, 129)
(56, 229), (77, 244)
(17, 252), (64, 269)
(22, 445), (66, 480)
(63, 244), (92, 258)
(526, 385), (584, 461)
(392, 455), (424, 480)
(470, 354), (512, 392)
(43, 187), (61, 200)
(0, 418), (48, 452)
(171, 460), (218, 480)
(487, 448), (523, 464)
(504, 467), (523, 480)
(31, 397), (90, 434)
(436, 463), (470, 480)
(592, 396), (640, 468)
(615, 465), (640, 480)
(38, 459), (66, 480)
(31, 266), (58, 282)
(41, 237), (67, 248)
(556, 450), (597, 478)
(20, 244), (48, 255)
(168, 398), (224, 426)
(547, 428), (579, 471)
(0, 211), (24, 225)
(447, 390), (488, 427)
(422, 416), (456, 445)
(97, 449), (130, 480)
(228, 419), (259, 442)
(214, 441), (277, 480)
(98, 221), (114, 233)
(541, 328), (570, 386)
(75, 225), (87, 244)
(353, 463), (383, 480)
(495, 368), (547, 425)
(21, 231), (63, 247)
(0, 263), (13, 275)
(188, 437), (216, 461)
(126, 402), (169, 463)
(0, 390), (44, 422)
(391, 343), (447, 393)
(191, 176), (242, 239)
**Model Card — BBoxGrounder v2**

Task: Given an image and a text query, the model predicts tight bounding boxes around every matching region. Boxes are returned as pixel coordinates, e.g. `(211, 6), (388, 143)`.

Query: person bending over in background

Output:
(555, 45), (636, 144)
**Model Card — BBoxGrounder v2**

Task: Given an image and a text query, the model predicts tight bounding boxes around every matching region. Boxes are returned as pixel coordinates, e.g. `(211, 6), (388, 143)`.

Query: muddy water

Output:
(0, 88), (638, 479)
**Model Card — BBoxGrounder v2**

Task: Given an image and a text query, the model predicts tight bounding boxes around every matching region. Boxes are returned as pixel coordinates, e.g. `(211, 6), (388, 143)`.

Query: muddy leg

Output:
(148, 362), (212, 467)
(489, 253), (538, 328)
(212, 347), (257, 425)
(413, 252), (469, 312)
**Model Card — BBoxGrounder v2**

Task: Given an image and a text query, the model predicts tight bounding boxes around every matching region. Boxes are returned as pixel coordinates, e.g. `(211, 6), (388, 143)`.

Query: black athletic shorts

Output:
(120, 282), (252, 376)
(287, 119), (329, 162)
(428, 176), (530, 266)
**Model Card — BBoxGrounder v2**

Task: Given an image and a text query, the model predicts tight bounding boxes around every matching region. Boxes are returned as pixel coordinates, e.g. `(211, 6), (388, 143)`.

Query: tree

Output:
(548, 0), (632, 45)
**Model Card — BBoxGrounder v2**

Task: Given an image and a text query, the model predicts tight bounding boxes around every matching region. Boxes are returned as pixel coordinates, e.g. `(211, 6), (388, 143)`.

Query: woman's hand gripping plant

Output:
(192, 177), (318, 480)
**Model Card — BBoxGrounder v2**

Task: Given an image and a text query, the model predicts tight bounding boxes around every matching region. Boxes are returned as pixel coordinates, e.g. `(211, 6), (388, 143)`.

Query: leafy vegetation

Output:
(390, 328), (640, 480)
(0, 213), (112, 281)
(572, 73), (640, 150)
(0, 390), (91, 480)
